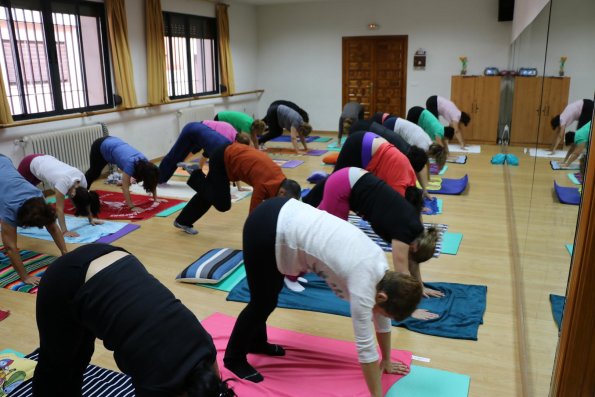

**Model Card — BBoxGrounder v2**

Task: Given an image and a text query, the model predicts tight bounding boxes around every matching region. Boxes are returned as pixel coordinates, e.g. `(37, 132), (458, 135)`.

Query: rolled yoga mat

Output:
(554, 181), (580, 205)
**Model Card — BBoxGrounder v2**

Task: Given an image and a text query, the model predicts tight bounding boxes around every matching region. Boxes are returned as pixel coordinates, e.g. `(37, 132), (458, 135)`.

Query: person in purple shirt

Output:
(85, 136), (159, 212)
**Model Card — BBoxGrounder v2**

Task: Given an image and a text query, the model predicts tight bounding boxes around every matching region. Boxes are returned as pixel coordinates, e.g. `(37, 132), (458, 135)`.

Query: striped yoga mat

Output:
(0, 246), (56, 294)
(8, 351), (135, 396)
(347, 215), (447, 257)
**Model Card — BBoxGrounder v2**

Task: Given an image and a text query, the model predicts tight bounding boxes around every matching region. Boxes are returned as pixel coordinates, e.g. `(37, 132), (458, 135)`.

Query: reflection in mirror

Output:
(510, 0), (595, 395)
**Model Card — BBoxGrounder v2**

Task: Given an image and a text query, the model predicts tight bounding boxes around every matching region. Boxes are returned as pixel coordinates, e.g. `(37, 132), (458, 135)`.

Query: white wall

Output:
(254, 0), (512, 131)
(0, 0), (260, 164)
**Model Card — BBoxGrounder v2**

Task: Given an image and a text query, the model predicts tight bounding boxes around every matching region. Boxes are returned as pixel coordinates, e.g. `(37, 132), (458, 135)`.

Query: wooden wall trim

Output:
(551, 122), (595, 396)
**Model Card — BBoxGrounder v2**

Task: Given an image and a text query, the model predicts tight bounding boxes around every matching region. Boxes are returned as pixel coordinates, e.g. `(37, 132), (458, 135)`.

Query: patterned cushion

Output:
(176, 248), (243, 284)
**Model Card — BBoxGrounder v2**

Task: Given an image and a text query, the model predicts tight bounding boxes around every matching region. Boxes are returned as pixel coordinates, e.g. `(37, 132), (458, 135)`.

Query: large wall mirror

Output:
(510, 0), (594, 395)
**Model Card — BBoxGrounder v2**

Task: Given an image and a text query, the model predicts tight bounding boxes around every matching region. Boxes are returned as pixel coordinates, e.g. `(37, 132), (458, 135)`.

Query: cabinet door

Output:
(538, 77), (570, 145)
(474, 76), (502, 143)
(451, 76), (476, 139)
(511, 77), (543, 145)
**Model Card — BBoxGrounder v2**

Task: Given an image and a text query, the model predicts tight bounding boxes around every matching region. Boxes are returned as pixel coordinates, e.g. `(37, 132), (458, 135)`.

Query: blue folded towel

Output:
(505, 153), (519, 166)
(227, 273), (487, 340)
(491, 153), (506, 164)
(422, 197), (441, 215)
(549, 294), (565, 330)
(307, 171), (329, 184)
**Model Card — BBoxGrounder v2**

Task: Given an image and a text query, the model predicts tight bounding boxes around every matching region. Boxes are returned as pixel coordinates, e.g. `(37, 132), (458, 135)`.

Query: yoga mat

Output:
(272, 159), (304, 168)
(63, 190), (185, 221)
(567, 173), (582, 185)
(429, 164), (448, 175)
(133, 180), (194, 200)
(527, 148), (566, 158)
(306, 149), (327, 156)
(95, 223), (141, 244)
(446, 155), (467, 164)
(44, 197), (56, 204)
(270, 135), (320, 143)
(422, 198), (443, 215)
(301, 188), (311, 198)
(328, 137), (347, 150)
(314, 136), (332, 142)
(565, 244), (573, 255)
(201, 264), (246, 292)
(265, 147), (326, 156)
(550, 294), (565, 331)
(427, 175), (469, 195)
(203, 312), (412, 396)
(228, 274), (487, 340)
(554, 181), (580, 205)
(441, 233), (463, 255)
(386, 365), (470, 397)
(156, 202), (187, 217)
(8, 351), (134, 397)
(448, 144), (481, 154)
(0, 246), (55, 294)
(17, 216), (129, 244)
(550, 160), (579, 170)
(0, 349), (24, 358)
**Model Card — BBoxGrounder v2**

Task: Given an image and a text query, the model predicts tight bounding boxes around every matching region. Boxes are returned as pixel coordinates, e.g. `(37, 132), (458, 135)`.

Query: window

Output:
(0, 1), (113, 120)
(163, 12), (219, 99)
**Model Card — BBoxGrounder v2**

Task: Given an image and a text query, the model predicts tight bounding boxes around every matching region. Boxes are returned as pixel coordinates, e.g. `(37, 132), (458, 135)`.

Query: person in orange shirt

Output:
(173, 142), (301, 235)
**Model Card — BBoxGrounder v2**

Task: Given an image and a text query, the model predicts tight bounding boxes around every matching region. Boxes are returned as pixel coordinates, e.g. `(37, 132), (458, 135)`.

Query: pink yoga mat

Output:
(202, 313), (412, 397)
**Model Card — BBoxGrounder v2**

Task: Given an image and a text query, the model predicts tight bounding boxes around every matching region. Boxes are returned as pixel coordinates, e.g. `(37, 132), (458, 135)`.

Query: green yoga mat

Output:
(45, 197), (56, 204)
(200, 264), (246, 292)
(386, 365), (470, 397)
(567, 173), (581, 185)
(156, 202), (187, 217)
(566, 244), (573, 255)
(441, 232), (463, 255)
(0, 349), (25, 358)
(314, 137), (332, 142)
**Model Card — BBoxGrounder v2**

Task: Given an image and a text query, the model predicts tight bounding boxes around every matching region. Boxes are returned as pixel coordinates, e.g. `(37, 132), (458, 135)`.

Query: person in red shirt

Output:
(173, 142), (301, 235)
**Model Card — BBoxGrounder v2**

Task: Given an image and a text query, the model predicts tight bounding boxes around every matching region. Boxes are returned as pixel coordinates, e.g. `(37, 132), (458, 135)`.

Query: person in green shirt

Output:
(215, 110), (265, 149)
(407, 106), (455, 155)
(562, 121), (592, 167)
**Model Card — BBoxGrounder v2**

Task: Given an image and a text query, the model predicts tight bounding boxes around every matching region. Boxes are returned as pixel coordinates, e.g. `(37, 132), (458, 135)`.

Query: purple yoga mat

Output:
(270, 135), (320, 143)
(95, 224), (141, 243)
(306, 149), (327, 156)
(428, 175), (469, 195)
(281, 160), (304, 168)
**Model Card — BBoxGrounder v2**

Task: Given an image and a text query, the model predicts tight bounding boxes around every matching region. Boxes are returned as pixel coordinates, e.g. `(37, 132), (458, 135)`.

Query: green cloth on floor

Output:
(566, 244), (573, 255)
(45, 197), (56, 204)
(0, 349), (25, 357)
(567, 173), (581, 185)
(441, 232), (463, 255)
(156, 202), (187, 217)
(200, 264), (246, 292)
(314, 137), (332, 142)
(386, 365), (470, 397)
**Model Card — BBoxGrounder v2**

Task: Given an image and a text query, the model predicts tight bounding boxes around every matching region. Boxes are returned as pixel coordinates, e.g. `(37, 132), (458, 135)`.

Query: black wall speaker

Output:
(498, 0), (514, 22)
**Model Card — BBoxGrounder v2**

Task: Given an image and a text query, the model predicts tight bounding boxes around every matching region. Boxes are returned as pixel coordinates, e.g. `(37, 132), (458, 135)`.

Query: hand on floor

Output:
(22, 275), (41, 286)
(380, 359), (410, 375)
(63, 230), (80, 238)
(411, 309), (440, 321)
(423, 287), (445, 298)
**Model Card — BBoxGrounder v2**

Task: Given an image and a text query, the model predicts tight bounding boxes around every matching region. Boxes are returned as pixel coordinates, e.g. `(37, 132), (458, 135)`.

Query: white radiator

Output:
(176, 105), (215, 132)
(21, 123), (107, 175)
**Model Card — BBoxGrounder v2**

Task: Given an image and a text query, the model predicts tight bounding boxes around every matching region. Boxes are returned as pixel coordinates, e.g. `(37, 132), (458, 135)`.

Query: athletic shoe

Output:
(173, 221), (198, 235)
(176, 162), (200, 173)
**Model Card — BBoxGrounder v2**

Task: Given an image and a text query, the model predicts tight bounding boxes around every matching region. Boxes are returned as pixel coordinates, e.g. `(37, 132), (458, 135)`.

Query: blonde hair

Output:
(251, 119), (266, 135)
(298, 122), (313, 137)
(411, 226), (439, 264)
(428, 143), (447, 169)
(235, 133), (251, 145)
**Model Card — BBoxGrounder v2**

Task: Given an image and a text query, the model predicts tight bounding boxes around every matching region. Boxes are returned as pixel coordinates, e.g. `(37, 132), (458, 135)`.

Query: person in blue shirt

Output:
(85, 136), (159, 212)
(0, 155), (67, 286)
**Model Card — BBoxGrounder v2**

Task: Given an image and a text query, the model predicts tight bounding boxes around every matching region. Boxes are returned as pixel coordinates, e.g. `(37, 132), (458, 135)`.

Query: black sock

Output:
(249, 343), (286, 356)
(224, 360), (264, 383)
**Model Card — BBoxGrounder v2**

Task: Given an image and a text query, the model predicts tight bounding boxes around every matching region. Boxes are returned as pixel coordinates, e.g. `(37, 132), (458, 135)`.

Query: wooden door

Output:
(510, 77), (544, 145)
(342, 36), (408, 119)
(537, 77), (570, 146)
(451, 76), (476, 139)
(473, 76), (502, 143)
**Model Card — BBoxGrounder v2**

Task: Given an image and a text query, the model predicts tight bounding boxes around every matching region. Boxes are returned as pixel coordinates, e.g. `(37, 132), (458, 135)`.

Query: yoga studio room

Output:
(1, 0), (594, 395)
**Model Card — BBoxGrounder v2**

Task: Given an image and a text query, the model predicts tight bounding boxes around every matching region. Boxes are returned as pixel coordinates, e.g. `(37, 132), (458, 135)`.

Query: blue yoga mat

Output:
(228, 273), (487, 340)
(270, 135), (320, 143)
(422, 197), (443, 215)
(17, 216), (129, 244)
(565, 243), (573, 255)
(554, 181), (580, 205)
(549, 294), (565, 330)
(428, 175), (469, 195)
(386, 365), (470, 397)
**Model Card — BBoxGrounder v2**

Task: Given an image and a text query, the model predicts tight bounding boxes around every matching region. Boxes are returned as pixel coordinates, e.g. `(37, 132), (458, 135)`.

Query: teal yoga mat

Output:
(156, 202), (187, 217)
(441, 232), (463, 255)
(0, 349), (25, 358)
(567, 173), (581, 185)
(200, 264), (246, 292)
(386, 365), (470, 397)
(566, 244), (573, 255)
(314, 136), (332, 142)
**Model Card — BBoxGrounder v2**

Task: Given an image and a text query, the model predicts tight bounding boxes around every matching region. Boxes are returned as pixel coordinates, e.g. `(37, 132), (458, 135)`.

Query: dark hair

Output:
(376, 271), (422, 322)
(410, 227), (439, 264)
(134, 160), (159, 194)
(565, 131), (575, 146)
(406, 146), (428, 172)
(278, 179), (302, 200)
(551, 115), (561, 129)
(342, 117), (354, 134)
(404, 186), (423, 213)
(298, 122), (313, 137)
(444, 126), (455, 140)
(428, 143), (447, 169)
(250, 119), (266, 135)
(183, 360), (237, 397)
(460, 112), (471, 126)
(16, 197), (56, 228)
(235, 133), (251, 145)
(71, 187), (100, 217)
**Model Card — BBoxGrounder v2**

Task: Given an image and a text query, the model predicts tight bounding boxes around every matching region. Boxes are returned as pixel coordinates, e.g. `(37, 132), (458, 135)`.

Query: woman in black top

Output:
(33, 243), (235, 397)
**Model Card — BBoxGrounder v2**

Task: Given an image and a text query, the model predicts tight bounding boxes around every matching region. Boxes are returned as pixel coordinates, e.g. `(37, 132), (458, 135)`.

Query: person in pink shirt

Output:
(550, 99), (594, 154)
(426, 95), (470, 149)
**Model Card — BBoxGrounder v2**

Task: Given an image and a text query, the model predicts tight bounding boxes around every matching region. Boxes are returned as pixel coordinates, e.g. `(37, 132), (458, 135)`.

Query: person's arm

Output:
(46, 222), (68, 256)
(563, 144), (585, 167)
(417, 165), (431, 200)
(360, 361), (383, 397)
(1, 222), (40, 285)
(550, 126), (564, 153)
(250, 131), (259, 149)
(453, 123), (466, 148)
(391, 240), (410, 274)
(563, 143), (576, 163)
(55, 192), (78, 237)
(290, 128), (301, 153)
(121, 173), (142, 212)
(377, 331), (409, 375)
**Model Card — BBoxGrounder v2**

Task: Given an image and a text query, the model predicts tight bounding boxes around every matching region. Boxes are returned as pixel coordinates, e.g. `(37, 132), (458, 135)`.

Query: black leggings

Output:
(259, 104), (283, 144)
(425, 95), (439, 118)
(578, 99), (594, 129)
(407, 106), (424, 125)
(224, 197), (287, 364)
(33, 243), (127, 396)
(175, 142), (232, 227)
(84, 136), (110, 188)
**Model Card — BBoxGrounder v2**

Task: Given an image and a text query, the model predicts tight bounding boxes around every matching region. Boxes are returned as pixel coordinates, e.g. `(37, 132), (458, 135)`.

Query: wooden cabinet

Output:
(510, 76), (570, 146)
(451, 76), (502, 143)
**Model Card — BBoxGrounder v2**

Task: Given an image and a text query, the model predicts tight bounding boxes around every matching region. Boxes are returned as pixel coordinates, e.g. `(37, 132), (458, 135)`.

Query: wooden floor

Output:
(0, 138), (578, 397)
